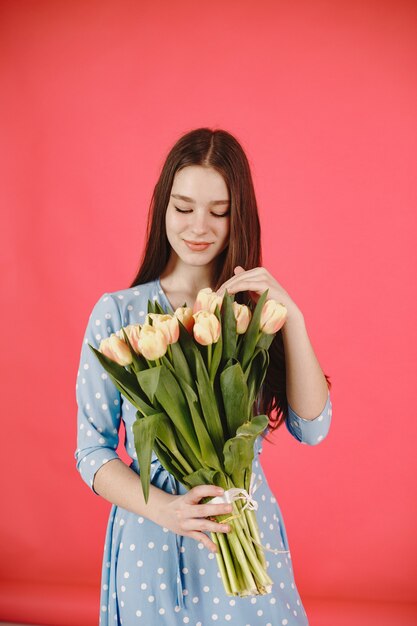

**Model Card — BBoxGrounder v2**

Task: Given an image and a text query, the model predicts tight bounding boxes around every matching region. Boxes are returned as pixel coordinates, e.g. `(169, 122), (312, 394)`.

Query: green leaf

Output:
(88, 345), (154, 414)
(136, 367), (161, 404)
(194, 351), (225, 455)
(181, 381), (222, 471)
(174, 429), (202, 473)
(220, 362), (249, 438)
(160, 353), (177, 376)
(153, 366), (201, 460)
(239, 289), (269, 371)
(182, 468), (225, 490)
(220, 291), (237, 366)
(113, 378), (153, 415)
(255, 332), (275, 351)
(245, 349), (270, 410)
(153, 440), (186, 484)
(155, 299), (171, 314)
(223, 415), (269, 486)
(176, 320), (200, 379)
(132, 412), (164, 503)
(209, 304), (223, 382)
(155, 414), (194, 474)
(169, 341), (196, 390)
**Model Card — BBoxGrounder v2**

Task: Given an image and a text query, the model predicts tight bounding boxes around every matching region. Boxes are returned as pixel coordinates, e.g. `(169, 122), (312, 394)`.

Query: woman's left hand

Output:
(216, 266), (302, 322)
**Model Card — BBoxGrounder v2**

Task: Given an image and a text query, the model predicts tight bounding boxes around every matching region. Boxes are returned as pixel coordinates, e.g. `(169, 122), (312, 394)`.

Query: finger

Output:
(217, 267), (259, 294)
(218, 267), (266, 288)
(184, 485), (225, 504)
(191, 502), (233, 519)
(188, 530), (219, 553)
(182, 514), (231, 533)
(218, 276), (268, 296)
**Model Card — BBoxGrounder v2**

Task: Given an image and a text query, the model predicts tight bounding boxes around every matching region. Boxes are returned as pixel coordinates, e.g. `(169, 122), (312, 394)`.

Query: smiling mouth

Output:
(184, 240), (212, 245)
(183, 240), (213, 252)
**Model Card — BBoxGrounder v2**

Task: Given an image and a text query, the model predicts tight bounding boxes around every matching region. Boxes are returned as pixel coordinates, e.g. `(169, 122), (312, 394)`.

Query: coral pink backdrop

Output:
(1, 1), (416, 625)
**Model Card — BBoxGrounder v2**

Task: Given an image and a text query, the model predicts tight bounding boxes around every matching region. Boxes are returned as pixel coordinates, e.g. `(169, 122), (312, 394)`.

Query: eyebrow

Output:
(171, 193), (229, 206)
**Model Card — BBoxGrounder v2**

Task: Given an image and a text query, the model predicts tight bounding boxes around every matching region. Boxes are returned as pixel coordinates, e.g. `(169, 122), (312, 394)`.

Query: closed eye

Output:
(175, 206), (229, 218)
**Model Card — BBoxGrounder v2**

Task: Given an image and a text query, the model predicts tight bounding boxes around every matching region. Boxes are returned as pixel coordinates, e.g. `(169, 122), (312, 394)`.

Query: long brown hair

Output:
(130, 127), (330, 432)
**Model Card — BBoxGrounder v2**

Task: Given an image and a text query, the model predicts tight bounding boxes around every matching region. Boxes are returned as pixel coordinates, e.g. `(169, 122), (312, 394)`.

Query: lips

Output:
(184, 240), (212, 251)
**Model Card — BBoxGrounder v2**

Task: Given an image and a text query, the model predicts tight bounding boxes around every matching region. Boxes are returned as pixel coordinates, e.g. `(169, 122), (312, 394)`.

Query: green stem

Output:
(230, 502), (273, 588)
(216, 531), (240, 595)
(207, 343), (212, 374)
(212, 533), (232, 596)
(245, 508), (267, 569)
(232, 555), (246, 594)
(226, 524), (257, 593)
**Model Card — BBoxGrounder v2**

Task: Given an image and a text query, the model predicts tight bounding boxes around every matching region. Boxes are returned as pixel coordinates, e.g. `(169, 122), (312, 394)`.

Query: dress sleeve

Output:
(285, 390), (332, 445)
(74, 293), (123, 493)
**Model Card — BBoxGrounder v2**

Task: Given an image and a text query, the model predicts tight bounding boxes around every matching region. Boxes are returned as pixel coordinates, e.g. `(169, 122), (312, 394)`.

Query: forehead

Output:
(171, 166), (229, 203)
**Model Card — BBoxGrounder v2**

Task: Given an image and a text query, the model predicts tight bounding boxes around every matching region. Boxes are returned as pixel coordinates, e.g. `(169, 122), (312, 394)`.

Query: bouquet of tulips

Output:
(89, 287), (287, 597)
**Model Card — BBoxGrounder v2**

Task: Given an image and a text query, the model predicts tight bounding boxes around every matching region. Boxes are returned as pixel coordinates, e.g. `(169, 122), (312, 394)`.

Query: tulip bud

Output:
(193, 287), (223, 314)
(174, 306), (195, 333)
(259, 300), (287, 334)
(192, 311), (221, 346)
(146, 313), (179, 345)
(99, 334), (133, 366)
(117, 324), (142, 353)
(232, 302), (252, 334)
(137, 324), (168, 360)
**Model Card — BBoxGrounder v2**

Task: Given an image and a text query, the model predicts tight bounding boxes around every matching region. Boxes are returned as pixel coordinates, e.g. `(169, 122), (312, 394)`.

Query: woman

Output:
(75, 127), (332, 625)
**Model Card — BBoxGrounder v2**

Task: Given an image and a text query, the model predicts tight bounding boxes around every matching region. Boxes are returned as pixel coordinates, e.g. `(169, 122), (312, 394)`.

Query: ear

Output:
(234, 266), (245, 275)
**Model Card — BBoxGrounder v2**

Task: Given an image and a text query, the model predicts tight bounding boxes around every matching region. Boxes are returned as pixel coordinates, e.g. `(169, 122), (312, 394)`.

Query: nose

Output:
(190, 209), (210, 235)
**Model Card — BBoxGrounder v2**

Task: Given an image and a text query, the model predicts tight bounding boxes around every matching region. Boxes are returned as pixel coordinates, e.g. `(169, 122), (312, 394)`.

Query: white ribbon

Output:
(210, 472), (262, 512)
(210, 473), (291, 556)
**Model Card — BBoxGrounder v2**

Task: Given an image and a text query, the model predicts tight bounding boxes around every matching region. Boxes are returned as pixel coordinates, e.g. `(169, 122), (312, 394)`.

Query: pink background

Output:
(1, 1), (416, 624)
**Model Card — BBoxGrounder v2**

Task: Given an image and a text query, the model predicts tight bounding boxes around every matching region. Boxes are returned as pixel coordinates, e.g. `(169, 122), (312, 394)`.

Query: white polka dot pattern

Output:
(75, 293), (123, 493)
(285, 391), (332, 445)
(75, 279), (330, 625)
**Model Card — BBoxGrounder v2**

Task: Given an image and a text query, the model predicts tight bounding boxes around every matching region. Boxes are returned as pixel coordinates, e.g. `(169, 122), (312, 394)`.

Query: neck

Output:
(160, 253), (217, 295)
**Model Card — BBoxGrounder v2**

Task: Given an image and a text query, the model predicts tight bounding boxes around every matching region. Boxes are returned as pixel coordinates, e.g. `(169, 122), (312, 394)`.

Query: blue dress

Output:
(75, 279), (332, 626)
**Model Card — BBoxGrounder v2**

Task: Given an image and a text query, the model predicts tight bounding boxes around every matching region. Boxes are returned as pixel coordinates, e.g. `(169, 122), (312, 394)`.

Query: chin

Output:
(185, 256), (216, 267)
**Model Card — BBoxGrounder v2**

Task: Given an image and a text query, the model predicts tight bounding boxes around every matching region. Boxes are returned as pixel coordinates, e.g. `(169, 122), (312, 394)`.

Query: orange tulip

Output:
(193, 287), (223, 314)
(117, 324), (142, 353)
(174, 306), (195, 333)
(232, 302), (251, 334)
(259, 300), (287, 334)
(146, 314), (179, 345)
(99, 334), (133, 366)
(192, 311), (221, 346)
(137, 324), (168, 360)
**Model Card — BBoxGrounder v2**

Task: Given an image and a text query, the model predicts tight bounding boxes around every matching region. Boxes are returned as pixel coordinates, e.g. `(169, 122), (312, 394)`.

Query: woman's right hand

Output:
(157, 485), (233, 553)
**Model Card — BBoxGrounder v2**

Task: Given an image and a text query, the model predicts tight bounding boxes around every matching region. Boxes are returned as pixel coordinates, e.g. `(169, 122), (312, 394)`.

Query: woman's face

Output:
(165, 165), (230, 270)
